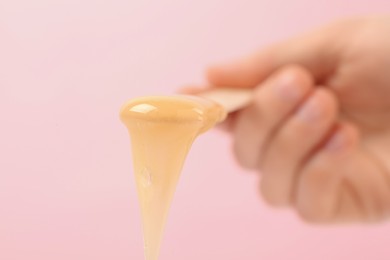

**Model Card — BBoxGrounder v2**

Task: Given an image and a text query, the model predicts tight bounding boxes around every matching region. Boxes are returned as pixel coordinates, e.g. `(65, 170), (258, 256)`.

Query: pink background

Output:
(1, 1), (390, 259)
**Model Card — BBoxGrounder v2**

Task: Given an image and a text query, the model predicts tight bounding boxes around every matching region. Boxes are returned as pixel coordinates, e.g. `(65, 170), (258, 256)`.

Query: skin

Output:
(199, 16), (390, 223)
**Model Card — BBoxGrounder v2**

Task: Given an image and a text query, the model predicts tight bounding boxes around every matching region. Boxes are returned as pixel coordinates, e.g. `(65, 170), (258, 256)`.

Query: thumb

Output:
(207, 22), (346, 88)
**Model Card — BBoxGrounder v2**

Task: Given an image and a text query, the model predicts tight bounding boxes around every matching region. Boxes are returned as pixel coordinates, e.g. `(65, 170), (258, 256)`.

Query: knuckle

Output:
(259, 179), (289, 207)
(296, 195), (331, 224)
(296, 171), (333, 223)
(232, 140), (257, 170)
(297, 207), (326, 223)
(260, 185), (279, 207)
(303, 169), (328, 191)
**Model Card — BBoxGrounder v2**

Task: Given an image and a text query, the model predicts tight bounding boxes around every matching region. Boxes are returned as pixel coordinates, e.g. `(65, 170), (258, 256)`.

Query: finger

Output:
(206, 21), (350, 88)
(337, 149), (390, 223)
(294, 122), (359, 223)
(302, 128), (390, 224)
(260, 88), (338, 207)
(334, 181), (365, 224)
(232, 65), (313, 169)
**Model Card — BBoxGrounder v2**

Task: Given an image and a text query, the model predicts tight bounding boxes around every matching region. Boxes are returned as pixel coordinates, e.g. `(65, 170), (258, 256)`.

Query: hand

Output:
(206, 16), (390, 223)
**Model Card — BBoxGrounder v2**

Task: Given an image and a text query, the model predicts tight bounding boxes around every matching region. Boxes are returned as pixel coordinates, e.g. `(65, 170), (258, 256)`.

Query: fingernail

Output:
(296, 95), (322, 122)
(325, 131), (345, 152)
(275, 72), (301, 102)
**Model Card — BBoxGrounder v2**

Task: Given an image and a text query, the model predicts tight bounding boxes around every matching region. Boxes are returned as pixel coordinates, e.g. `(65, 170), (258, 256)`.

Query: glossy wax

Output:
(120, 95), (226, 260)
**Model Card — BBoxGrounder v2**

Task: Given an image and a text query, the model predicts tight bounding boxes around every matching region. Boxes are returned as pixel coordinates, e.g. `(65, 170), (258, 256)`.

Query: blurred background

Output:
(1, 0), (390, 259)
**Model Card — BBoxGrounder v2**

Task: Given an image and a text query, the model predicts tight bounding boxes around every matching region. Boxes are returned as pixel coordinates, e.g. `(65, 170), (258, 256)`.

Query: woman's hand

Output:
(206, 16), (390, 223)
